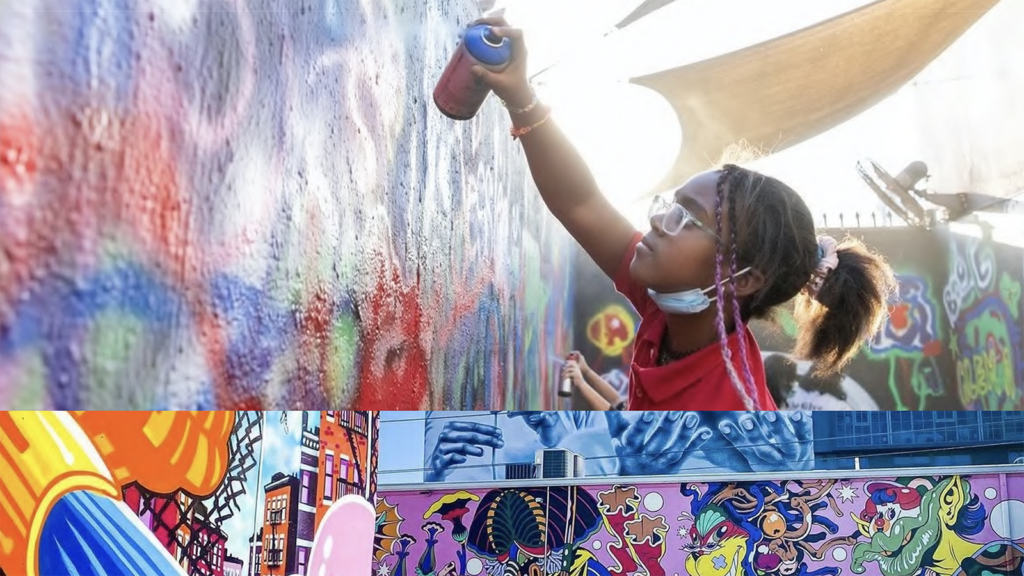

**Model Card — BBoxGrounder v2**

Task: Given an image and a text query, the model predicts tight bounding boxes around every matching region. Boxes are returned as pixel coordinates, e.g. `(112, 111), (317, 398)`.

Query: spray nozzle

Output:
(481, 26), (505, 47)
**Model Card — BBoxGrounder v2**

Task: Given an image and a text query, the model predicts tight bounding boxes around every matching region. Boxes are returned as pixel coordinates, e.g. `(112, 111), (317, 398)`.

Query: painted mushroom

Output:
(424, 490), (480, 544)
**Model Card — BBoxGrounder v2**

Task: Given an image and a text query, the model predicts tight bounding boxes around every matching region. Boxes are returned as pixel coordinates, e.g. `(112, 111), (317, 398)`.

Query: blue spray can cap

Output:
(462, 24), (512, 68)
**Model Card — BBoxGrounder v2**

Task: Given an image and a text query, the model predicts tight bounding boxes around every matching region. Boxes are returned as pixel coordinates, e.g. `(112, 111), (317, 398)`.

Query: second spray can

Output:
(559, 352), (578, 398)
(433, 24), (512, 120)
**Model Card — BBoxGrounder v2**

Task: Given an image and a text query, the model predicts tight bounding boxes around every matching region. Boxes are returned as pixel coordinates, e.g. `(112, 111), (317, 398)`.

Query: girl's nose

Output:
(649, 213), (665, 235)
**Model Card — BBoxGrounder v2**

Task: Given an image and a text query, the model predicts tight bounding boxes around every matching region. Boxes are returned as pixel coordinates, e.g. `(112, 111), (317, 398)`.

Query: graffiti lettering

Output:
(955, 294), (1023, 409)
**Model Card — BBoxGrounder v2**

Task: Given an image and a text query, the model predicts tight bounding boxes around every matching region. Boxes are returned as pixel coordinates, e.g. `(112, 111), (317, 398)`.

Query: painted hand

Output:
(425, 421), (504, 482)
(606, 411), (713, 476)
(711, 412), (813, 472)
(507, 411), (567, 447)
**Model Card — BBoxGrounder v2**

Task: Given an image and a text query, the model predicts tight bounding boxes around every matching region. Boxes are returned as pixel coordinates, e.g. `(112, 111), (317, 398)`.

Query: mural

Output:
(0, 410), (377, 576)
(572, 226), (1024, 410)
(0, 0), (573, 410)
(376, 472), (1024, 576)
(417, 411), (815, 483)
(944, 235), (1023, 411)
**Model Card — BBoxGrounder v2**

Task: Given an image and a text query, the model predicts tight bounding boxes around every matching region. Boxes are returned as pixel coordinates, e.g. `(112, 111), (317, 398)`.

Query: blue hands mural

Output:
(418, 411), (814, 483)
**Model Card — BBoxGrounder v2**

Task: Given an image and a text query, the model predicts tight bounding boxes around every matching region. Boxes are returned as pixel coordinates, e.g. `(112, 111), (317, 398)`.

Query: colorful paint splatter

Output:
(0, 0), (572, 410)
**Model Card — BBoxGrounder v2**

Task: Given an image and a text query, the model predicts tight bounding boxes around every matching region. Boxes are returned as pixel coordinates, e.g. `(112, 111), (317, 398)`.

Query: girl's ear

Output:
(734, 268), (765, 297)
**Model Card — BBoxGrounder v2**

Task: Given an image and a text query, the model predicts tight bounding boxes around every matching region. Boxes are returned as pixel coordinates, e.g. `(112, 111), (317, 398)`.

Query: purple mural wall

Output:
(376, 469), (1024, 576)
(0, 0), (573, 410)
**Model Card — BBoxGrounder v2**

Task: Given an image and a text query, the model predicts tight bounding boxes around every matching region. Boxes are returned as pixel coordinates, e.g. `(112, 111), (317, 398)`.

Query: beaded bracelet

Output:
(501, 89), (538, 115)
(510, 109), (551, 140)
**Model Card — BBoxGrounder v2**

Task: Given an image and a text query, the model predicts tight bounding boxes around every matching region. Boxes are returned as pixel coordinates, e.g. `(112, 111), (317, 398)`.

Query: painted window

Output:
(324, 451), (335, 502)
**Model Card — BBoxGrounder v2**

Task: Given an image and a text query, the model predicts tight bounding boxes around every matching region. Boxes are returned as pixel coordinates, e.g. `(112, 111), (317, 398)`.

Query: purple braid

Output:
(714, 169), (753, 409)
(727, 175), (758, 401)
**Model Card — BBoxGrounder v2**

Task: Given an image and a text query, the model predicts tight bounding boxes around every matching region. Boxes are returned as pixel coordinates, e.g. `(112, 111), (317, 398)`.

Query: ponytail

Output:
(793, 236), (897, 375)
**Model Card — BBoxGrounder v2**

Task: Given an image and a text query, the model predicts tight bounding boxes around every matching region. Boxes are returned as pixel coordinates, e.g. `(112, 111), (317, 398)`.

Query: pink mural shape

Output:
(308, 495), (376, 576)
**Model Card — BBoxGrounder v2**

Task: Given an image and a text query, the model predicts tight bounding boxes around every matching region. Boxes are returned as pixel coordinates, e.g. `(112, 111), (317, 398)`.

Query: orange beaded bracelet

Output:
(511, 110), (551, 140)
(502, 90), (538, 114)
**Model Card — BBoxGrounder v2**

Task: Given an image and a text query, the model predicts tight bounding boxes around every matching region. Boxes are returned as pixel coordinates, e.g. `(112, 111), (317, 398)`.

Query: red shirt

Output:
(614, 232), (777, 410)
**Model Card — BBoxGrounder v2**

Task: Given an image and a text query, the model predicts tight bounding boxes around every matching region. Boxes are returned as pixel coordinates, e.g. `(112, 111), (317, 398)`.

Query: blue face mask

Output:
(647, 267), (752, 315)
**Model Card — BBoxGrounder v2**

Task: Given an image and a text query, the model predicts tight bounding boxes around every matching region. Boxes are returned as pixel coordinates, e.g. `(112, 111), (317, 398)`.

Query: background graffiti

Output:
(572, 226), (1024, 410)
(0, 410), (378, 576)
(376, 471), (1024, 576)
(0, 0), (573, 410)
(410, 411), (814, 483)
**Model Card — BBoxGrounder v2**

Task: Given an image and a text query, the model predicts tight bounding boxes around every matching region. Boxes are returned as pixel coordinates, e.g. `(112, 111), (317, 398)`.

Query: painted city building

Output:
(0, 411), (378, 576)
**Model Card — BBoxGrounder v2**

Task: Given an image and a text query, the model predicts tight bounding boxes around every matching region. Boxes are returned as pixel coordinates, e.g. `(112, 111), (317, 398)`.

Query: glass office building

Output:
(813, 411), (1024, 470)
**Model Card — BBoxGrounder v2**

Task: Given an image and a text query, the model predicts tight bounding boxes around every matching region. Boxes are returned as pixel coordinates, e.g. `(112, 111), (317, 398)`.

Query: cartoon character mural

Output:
(681, 480), (856, 576)
(0, 411), (378, 576)
(375, 471), (1024, 576)
(850, 476), (1024, 576)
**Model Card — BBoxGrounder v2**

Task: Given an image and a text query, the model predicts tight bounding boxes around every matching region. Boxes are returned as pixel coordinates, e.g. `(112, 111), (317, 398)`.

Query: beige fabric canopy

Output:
(630, 0), (1002, 196)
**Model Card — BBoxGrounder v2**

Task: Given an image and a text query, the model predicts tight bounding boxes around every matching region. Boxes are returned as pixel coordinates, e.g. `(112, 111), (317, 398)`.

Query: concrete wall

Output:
(572, 226), (1024, 410)
(0, 0), (573, 409)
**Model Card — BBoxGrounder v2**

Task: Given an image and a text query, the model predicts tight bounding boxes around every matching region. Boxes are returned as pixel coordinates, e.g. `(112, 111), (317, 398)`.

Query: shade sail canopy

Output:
(629, 0), (1002, 195)
(614, 0), (681, 29)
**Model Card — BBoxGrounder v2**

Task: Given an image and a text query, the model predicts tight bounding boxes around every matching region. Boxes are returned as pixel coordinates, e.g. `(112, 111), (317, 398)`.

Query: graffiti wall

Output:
(0, 410), (378, 576)
(944, 232), (1024, 411)
(376, 471), (1024, 576)
(0, 0), (573, 410)
(412, 411), (814, 483)
(572, 226), (1024, 410)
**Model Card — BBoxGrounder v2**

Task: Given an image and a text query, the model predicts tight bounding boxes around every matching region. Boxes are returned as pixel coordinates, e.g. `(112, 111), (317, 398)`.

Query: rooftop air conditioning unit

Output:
(536, 449), (585, 479)
(504, 463), (537, 480)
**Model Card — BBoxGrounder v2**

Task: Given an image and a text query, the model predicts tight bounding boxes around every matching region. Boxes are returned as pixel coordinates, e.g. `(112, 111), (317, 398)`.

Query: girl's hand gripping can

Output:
(433, 24), (512, 120)
(559, 352), (578, 398)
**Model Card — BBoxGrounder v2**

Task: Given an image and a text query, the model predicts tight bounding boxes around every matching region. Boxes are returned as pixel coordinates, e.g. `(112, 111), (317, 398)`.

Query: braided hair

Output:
(713, 167), (756, 409)
(709, 163), (897, 381)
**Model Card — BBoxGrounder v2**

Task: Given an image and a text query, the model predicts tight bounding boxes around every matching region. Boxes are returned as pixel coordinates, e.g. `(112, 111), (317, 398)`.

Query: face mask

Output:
(647, 267), (752, 315)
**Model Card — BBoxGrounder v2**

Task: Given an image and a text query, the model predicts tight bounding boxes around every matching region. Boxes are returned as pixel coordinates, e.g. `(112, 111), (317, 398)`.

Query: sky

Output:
(491, 0), (1020, 232)
(216, 411), (305, 566)
(378, 411), (427, 484)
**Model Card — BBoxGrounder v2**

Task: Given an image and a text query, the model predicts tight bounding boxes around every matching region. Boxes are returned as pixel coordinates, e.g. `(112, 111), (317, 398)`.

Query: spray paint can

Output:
(559, 353), (578, 398)
(433, 24), (512, 120)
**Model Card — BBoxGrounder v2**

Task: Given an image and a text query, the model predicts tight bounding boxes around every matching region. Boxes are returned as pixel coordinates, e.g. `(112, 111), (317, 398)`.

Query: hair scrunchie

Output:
(805, 235), (839, 298)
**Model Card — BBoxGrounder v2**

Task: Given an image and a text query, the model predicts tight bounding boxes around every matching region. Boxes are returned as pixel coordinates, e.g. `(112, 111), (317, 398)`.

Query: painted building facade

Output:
(259, 473), (299, 575)
(375, 466), (1024, 576)
(316, 410), (371, 528)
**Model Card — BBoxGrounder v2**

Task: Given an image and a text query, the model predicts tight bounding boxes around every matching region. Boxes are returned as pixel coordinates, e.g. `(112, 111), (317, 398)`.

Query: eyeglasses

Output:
(648, 195), (717, 238)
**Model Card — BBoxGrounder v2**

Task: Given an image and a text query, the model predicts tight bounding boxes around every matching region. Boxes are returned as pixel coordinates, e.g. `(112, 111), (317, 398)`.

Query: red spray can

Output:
(559, 352), (578, 398)
(433, 24), (512, 120)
